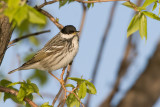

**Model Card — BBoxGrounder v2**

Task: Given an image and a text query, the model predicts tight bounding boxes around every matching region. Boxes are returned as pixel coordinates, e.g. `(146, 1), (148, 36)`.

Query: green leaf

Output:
(30, 83), (40, 95)
(8, 0), (21, 8)
(59, 0), (68, 8)
(68, 0), (74, 3)
(29, 36), (40, 46)
(142, 0), (157, 9)
(26, 102), (31, 107)
(68, 77), (86, 84)
(92, 3), (94, 7)
(41, 102), (52, 107)
(87, 3), (91, 8)
(14, 6), (28, 26)
(24, 80), (40, 96)
(127, 13), (140, 37)
(85, 81), (97, 94)
(27, 94), (33, 101)
(4, 92), (24, 104)
(7, 82), (23, 87)
(4, 7), (19, 22)
(78, 82), (87, 99)
(65, 84), (75, 88)
(87, 0), (94, 8)
(122, 2), (137, 10)
(152, 2), (157, 11)
(139, 14), (147, 40)
(0, 79), (12, 87)
(27, 6), (46, 24)
(0, 92), (2, 99)
(143, 11), (160, 21)
(17, 86), (26, 101)
(159, 5), (160, 16)
(66, 94), (80, 107)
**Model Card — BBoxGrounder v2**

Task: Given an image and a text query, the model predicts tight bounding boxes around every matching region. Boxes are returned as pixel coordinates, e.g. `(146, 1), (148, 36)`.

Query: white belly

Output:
(50, 37), (79, 71)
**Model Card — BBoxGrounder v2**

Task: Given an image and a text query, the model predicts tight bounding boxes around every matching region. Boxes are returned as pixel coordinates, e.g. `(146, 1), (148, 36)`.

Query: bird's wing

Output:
(22, 33), (66, 66)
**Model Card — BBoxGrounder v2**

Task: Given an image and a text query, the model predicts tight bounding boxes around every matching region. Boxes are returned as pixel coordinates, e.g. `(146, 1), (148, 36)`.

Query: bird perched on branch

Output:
(8, 25), (79, 74)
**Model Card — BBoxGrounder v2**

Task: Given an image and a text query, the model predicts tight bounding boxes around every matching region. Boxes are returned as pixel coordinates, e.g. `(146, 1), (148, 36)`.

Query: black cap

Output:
(61, 25), (79, 34)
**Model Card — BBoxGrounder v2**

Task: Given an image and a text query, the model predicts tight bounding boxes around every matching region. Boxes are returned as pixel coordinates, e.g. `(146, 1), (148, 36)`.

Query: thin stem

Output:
(8, 30), (50, 46)
(37, 0), (58, 9)
(100, 0), (143, 106)
(36, 8), (64, 30)
(48, 71), (61, 82)
(85, 2), (118, 107)
(79, 3), (87, 37)
(75, 0), (129, 3)
(52, 63), (72, 106)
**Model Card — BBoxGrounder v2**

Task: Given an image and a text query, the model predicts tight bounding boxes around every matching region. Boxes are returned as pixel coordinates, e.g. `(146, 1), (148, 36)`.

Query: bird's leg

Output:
(60, 67), (66, 81)
(60, 67), (67, 98)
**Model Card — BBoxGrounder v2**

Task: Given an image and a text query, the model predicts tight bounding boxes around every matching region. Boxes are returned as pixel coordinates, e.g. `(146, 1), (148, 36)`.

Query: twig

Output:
(71, 91), (85, 107)
(8, 30), (50, 46)
(79, 3), (87, 37)
(37, 0), (129, 9)
(37, 0), (59, 9)
(0, 86), (38, 107)
(36, 8), (64, 30)
(75, 0), (129, 3)
(85, 2), (118, 107)
(58, 84), (84, 107)
(52, 63), (72, 106)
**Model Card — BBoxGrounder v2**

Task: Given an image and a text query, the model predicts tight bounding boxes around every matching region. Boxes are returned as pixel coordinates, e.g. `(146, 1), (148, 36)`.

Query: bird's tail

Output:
(8, 68), (20, 74)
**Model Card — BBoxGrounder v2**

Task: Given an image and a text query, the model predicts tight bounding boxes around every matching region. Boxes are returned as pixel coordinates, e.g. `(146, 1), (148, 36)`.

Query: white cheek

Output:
(60, 33), (74, 39)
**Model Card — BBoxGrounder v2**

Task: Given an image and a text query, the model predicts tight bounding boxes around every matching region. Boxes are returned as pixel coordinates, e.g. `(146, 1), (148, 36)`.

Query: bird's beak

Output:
(74, 31), (80, 35)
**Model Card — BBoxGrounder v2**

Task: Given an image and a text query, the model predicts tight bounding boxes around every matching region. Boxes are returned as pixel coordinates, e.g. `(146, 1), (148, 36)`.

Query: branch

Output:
(8, 30), (50, 46)
(75, 0), (129, 3)
(85, 2), (118, 107)
(52, 63), (72, 106)
(37, 0), (58, 9)
(0, 86), (38, 107)
(36, 8), (64, 30)
(118, 41), (160, 107)
(0, 16), (12, 65)
(36, 0), (129, 8)
(79, 3), (87, 37)
(100, 0), (143, 107)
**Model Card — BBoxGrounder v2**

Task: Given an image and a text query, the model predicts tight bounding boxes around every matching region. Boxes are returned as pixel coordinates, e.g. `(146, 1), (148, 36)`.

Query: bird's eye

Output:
(69, 31), (74, 34)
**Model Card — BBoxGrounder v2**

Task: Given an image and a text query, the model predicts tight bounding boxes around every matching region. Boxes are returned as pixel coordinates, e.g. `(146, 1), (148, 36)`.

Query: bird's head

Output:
(60, 25), (79, 39)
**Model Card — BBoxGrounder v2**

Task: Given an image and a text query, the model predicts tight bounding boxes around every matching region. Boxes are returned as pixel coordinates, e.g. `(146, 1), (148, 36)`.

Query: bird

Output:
(8, 25), (79, 74)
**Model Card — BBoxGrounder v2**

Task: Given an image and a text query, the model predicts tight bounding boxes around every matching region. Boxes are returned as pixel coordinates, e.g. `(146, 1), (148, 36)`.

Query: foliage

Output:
(0, 79), (43, 106)
(66, 77), (97, 107)
(59, 0), (94, 8)
(41, 102), (52, 107)
(123, 1), (160, 40)
(1, 0), (46, 35)
(0, 77), (96, 107)
(1, 0), (160, 107)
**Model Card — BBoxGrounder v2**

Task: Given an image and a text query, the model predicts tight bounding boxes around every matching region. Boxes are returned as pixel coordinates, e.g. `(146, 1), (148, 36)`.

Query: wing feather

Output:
(22, 33), (66, 66)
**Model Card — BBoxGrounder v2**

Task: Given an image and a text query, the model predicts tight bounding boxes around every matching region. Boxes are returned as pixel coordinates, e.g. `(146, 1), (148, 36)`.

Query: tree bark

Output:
(0, 16), (12, 65)
(117, 42), (160, 107)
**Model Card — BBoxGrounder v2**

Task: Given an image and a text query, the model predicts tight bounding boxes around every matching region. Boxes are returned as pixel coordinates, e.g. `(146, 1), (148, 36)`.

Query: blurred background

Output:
(0, 0), (160, 107)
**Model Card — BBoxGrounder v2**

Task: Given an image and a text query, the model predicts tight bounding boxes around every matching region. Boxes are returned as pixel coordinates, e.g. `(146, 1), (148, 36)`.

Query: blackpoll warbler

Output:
(8, 25), (79, 74)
